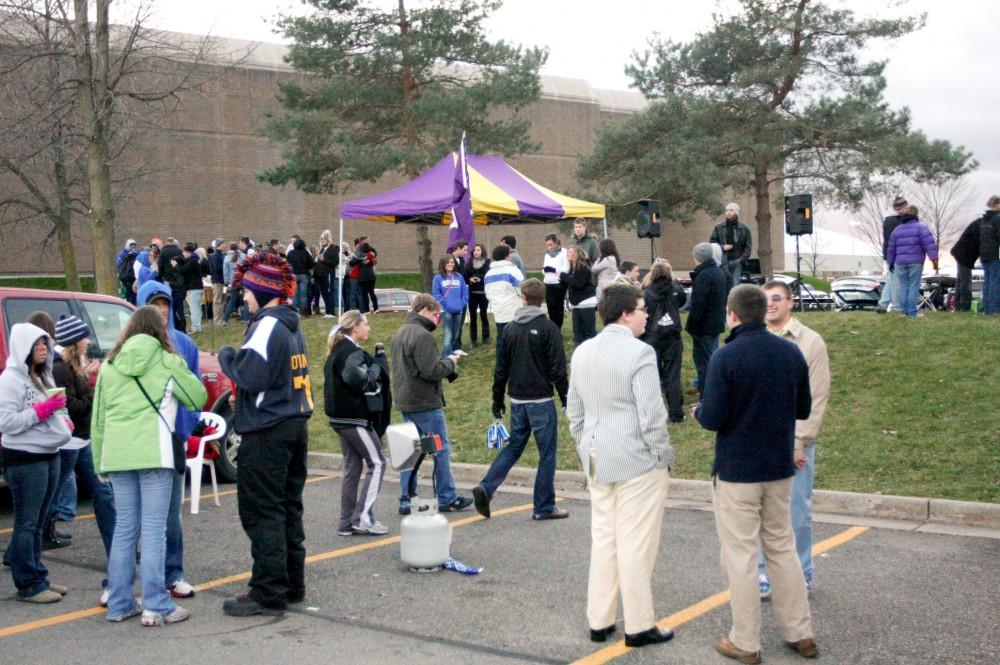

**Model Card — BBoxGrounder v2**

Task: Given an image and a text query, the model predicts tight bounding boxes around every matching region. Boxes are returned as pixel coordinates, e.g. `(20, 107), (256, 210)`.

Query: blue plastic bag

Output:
(486, 419), (509, 449)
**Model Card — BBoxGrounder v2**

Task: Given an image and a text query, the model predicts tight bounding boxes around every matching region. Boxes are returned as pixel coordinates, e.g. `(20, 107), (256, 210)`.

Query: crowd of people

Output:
(115, 233), (382, 333)
(11, 190), (998, 658)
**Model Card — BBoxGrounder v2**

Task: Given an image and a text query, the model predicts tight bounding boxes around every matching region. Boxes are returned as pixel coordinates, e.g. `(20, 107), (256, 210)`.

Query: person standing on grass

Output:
(391, 294), (473, 516)
(560, 246), (597, 346)
(570, 218), (599, 267)
(567, 284), (675, 650)
(685, 242), (726, 399)
(92, 307), (207, 625)
(542, 234), (569, 330)
(286, 237), (315, 316)
(500, 235), (525, 275)
(0, 323), (72, 604)
(886, 204), (938, 318)
(473, 279), (569, 522)
(432, 254), (469, 357)
(324, 310), (392, 537)
(210, 238), (227, 325)
(158, 237), (187, 332)
(755, 280), (830, 600)
(314, 230), (341, 318)
(693, 285), (816, 664)
(876, 196), (908, 313)
(484, 244), (524, 360)
(219, 253), (313, 617)
(641, 260), (687, 424)
(464, 243), (491, 348)
(591, 238), (621, 300)
(979, 195), (1000, 314)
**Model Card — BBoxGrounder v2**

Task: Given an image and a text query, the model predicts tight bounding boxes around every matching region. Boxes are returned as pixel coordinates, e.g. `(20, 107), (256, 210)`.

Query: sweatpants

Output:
(336, 425), (386, 531)
(237, 419), (308, 610)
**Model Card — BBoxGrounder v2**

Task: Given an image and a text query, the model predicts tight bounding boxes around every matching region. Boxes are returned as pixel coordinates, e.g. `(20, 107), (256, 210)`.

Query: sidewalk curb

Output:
(306, 452), (1000, 529)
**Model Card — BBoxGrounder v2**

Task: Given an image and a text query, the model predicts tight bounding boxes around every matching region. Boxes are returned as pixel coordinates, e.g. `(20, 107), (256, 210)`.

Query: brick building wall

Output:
(0, 38), (784, 277)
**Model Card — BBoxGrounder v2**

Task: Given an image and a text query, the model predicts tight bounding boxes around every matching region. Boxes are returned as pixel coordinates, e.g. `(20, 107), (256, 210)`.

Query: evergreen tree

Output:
(580, 0), (974, 277)
(260, 0), (547, 289)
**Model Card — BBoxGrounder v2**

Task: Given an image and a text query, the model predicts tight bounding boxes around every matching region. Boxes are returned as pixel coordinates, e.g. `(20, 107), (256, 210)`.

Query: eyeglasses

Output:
(769, 294), (789, 302)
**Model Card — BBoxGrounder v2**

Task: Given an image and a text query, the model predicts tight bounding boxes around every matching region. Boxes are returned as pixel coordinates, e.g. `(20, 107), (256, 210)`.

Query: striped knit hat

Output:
(235, 252), (294, 307)
(55, 314), (90, 347)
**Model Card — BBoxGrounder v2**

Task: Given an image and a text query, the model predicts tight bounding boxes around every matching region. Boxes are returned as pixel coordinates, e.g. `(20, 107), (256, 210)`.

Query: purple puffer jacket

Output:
(887, 216), (938, 267)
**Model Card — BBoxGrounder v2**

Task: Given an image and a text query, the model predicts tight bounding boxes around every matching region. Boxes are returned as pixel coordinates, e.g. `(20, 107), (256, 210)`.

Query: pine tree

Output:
(260, 0), (547, 289)
(580, 0), (974, 277)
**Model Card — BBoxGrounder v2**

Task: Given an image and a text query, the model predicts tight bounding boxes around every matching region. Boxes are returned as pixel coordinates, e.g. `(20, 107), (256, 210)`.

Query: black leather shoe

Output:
(624, 626), (674, 648)
(590, 625), (617, 642)
(472, 485), (491, 518)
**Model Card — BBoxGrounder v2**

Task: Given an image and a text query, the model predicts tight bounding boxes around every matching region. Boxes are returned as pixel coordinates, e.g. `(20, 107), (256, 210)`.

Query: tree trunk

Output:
(753, 168), (774, 278)
(415, 225), (434, 292)
(74, 0), (117, 295)
(52, 161), (81, 292)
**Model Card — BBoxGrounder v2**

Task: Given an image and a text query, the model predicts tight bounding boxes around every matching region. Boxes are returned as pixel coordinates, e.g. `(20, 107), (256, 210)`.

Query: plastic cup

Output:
(47, 387), (66, 399)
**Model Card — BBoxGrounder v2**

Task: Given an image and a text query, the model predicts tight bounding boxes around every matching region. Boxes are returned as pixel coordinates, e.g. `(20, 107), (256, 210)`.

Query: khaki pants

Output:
(587, 463), (670, 634)
(213, 284), (226, 324)
(713, 476), (813, 653)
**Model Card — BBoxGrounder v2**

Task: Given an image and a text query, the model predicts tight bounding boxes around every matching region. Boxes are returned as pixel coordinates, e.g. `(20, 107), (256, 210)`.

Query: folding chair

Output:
(182, 412), (227, 514)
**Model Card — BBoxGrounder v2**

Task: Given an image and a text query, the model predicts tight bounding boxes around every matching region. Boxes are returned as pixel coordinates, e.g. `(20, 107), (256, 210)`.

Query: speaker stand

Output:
(793, 235), (822, 311)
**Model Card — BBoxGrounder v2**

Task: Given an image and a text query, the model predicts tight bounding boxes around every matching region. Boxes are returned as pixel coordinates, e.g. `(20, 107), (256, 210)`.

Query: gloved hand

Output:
(32, 393), (66, 422)
(492, 402), (505, 419)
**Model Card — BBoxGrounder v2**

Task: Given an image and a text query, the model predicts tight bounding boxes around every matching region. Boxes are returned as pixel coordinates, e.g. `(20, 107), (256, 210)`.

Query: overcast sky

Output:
(139, 0), (999, 236)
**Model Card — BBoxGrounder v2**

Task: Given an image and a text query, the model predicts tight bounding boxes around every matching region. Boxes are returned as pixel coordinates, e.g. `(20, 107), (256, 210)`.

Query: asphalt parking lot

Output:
(1, 473), (998, 664)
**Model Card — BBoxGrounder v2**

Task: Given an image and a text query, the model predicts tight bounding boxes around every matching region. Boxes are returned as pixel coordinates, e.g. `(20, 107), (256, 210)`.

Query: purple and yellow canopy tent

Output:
(336, 151), (605, 313)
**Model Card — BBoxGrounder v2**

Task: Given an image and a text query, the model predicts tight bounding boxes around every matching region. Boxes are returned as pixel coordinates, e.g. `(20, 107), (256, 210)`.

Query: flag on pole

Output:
(447, 131), (475, 249)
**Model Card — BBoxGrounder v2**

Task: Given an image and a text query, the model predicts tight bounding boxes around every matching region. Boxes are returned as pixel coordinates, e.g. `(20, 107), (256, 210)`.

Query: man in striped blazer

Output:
(567, 284), (676, 649)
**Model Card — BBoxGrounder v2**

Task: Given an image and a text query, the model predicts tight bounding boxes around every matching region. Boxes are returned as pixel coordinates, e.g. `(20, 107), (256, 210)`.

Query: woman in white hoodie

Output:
(0, 323), (73, 603)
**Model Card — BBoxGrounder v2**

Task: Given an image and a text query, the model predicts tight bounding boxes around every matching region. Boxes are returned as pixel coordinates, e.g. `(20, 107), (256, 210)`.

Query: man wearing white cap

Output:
(710, 203), (753, 294)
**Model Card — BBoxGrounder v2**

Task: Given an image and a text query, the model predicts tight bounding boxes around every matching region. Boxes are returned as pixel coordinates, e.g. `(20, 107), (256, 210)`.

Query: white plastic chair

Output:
(182, 412), (226, 515)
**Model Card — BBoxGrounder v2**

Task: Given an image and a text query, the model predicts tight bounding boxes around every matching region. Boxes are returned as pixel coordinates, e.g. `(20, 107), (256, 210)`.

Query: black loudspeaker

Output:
(785, 193), (813, 235)
(636, 199), (662, 238)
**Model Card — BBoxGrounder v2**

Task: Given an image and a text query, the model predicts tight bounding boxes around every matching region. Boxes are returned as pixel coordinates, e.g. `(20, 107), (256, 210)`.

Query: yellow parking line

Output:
(0, 498), (537, 639)
(0, 474), (336, 537)
(570, 525), (871, 665)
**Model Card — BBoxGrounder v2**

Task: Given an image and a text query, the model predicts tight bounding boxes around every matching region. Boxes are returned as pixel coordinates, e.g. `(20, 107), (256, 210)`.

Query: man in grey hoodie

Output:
(472, 279), (569, 521)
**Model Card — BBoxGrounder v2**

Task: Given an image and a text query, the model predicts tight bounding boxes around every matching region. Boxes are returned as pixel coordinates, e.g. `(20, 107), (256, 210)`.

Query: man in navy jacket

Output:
(694, 285), (817, 664)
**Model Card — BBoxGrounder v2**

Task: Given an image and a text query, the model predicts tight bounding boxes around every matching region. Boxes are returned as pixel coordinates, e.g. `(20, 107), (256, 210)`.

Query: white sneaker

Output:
(169, 579), (196, 598)
(759, 574), (771, 600)
(100, 587), (110, 607)
(367, 521), (389, 535)
(141, 605), (190, 626)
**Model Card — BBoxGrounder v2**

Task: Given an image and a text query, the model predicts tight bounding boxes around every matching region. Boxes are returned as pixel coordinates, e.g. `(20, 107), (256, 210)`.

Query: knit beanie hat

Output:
(235, 252), (295, 308)
(725, 202), (740, 215)
(693, 242), (715, 264)
(55, 314), (90, 347)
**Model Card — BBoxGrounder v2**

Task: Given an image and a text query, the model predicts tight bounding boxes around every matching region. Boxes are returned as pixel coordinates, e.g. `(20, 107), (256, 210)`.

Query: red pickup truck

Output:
(0, 287), (240, 485)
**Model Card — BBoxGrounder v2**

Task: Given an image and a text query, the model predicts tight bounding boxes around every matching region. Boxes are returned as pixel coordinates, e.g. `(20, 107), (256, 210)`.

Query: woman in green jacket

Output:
(91, 306), (207, 626)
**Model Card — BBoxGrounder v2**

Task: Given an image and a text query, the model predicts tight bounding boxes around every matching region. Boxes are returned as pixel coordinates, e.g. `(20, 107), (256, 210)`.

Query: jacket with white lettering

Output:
(219, 304), (313, 433)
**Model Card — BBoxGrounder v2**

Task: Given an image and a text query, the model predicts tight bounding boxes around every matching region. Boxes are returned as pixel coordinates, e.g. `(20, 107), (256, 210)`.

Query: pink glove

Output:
(32, 394), (66, 422)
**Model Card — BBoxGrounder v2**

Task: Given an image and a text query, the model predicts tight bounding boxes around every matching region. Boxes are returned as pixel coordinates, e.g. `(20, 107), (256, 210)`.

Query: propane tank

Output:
(400, 497), (452, 571)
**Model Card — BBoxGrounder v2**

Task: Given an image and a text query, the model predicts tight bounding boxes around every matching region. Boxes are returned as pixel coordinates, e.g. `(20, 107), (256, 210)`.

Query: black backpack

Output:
(118, 250), (138, 283)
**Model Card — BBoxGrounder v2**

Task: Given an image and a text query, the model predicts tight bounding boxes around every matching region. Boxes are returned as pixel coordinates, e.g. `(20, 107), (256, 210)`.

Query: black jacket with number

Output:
(219, 305), (313, 433)
(493, 306), (568, 407)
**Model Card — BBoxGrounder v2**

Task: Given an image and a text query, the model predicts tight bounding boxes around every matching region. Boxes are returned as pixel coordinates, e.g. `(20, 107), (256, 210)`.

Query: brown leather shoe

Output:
(786, 638), (819, 658)
(715, 636), (762, 664)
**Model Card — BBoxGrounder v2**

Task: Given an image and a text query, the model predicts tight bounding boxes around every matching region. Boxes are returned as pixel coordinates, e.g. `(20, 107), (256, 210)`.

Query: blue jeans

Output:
(107, 468), (176, 618)
(983, 259), (1000, 314)
(398, 409), (458, 506)
(52, 448), (81, 522)
(294, 274), (310, 312)
(49, 445), (115, 558)
(4, 457), (60, 597)
(759, 444), (815, 581)
(165, 469), (185, 586)
(318, 274), (339, 315)
(878, 270), (898, 309)
(440, 311), (462, 356)
(480, 400), (558, 515)
(691, 333), (719, 396)
(895, 263), (923, 317)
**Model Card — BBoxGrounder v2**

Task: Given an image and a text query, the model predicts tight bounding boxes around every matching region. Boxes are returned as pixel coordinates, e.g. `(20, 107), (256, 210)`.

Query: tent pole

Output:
(338, 217), (344, 319)
(602, 217), (608, 239)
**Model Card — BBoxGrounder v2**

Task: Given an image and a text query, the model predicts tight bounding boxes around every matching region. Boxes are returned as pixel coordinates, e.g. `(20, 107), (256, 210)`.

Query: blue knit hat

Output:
(55, 314), (90, 347)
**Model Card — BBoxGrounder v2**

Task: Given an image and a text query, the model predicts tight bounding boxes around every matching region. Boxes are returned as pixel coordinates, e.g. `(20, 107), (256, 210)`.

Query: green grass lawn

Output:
(200, 307), (1000, 503)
